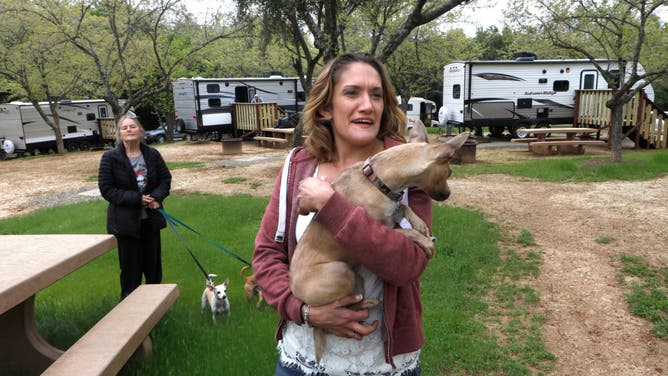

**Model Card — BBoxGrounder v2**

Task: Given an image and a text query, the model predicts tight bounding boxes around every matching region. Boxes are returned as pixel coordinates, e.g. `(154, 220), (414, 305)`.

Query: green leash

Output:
(158, 208), (252, 272)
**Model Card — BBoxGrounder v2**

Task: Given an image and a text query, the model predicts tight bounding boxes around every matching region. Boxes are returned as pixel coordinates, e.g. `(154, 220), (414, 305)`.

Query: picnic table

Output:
(254, 127), (295, 148)
(0, 234), (179, 375)
(513, 127), (606, 155)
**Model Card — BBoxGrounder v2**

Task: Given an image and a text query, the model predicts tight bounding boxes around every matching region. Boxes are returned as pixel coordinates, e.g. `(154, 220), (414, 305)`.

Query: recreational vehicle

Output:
(442, 55), (655, 137)
(172, 76), (305, 139)
(400, 97), (438, 127)
(0, 99), (114, 159)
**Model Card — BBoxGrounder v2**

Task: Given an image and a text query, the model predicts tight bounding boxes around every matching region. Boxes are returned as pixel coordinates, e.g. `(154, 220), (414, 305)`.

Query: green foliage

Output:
(0, 194), (554, 374)
(595, 236), (615, 244)
(514, 229), (537, 246)
(455, 148), (668, 182)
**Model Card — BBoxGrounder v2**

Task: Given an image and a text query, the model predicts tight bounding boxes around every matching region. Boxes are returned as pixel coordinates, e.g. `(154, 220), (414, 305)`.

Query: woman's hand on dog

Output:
(297, 177), (335, 215)
(307, 294), (379, 340)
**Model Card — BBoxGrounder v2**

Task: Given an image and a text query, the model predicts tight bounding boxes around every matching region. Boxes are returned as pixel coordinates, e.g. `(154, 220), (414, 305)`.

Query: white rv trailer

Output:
(400, 97), (438, 127)
(172, 76), (305, 139)
(0, 99), (114, 158)
(442, 57), (655, 137)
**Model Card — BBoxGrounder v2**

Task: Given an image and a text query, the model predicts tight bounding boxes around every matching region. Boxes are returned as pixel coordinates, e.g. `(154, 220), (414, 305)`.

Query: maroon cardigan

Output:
(252, 136), (433, 366)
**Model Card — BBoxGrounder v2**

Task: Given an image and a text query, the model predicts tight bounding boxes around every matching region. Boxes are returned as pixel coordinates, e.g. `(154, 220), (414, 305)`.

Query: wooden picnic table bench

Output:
(0, 234), (178, 375)
(43, 283), (179, 376)
(254, 127), (294, 148)
(511, 127), (605, 155)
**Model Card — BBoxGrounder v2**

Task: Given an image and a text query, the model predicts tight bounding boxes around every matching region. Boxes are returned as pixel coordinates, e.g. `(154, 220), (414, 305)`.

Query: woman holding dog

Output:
(98, 114), (171, 300)
(253, 53), (431, 375)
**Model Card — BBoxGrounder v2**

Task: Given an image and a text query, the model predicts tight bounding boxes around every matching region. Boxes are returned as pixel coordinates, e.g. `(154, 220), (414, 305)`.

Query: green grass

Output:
(456, 148), (668, 182)
(0, 194), (554, 375)
(167, 161), (204, 170)
(223, 176), (247, 184)
(595, 236), (616, 244)
(619, 255), (668, 339)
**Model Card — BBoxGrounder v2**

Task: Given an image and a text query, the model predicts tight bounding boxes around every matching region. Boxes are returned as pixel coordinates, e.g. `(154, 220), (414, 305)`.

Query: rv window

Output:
(407, 104), (413, 111)
(453, 84), (461, 99)
(553, 80), (569, 92)
(207, 84), (220, 93)
(98, 106), (107, 118)
(86, 113), (96, 121)
(583, 74), (596, 89)
(517, 98), (532, 109)
(209, 98), (221, 107)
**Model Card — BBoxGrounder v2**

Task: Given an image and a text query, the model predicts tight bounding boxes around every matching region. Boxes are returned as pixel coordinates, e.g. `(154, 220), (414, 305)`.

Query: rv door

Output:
(580, 70), (599, 89)
(235, 86), (256, 103)
(443, 62), (466, 124)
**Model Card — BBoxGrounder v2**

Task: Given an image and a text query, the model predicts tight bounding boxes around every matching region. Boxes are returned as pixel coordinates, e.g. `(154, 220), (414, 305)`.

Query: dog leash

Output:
(158, 208), (252, 267)
(159, 208), (212, 281)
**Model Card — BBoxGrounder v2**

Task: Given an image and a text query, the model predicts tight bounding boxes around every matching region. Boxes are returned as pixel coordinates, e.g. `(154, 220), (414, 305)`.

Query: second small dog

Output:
(201, 274), (230, 323)
(241, 265), (265, 308)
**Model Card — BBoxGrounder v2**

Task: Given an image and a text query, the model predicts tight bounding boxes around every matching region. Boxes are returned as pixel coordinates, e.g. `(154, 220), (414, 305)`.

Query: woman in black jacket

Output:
(98, 114), (172, 299)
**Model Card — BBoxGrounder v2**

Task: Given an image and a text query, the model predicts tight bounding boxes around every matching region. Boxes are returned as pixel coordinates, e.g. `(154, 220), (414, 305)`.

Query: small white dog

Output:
(201, 274), (230, 323)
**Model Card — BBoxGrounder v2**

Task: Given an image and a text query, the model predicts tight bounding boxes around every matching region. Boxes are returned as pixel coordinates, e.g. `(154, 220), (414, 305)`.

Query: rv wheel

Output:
(66, 142), (79, 152)
(513, 126), (531, 138)
(156, 135), (166, 144)
(175, 119), (185, 133)
(39, 148), (50, 155)
(79, 141), (91, 151)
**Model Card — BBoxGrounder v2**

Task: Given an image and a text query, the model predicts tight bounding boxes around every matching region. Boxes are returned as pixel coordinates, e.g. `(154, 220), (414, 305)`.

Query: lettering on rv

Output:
(0, 107), (8, 114)
(524, 91), (556, 96)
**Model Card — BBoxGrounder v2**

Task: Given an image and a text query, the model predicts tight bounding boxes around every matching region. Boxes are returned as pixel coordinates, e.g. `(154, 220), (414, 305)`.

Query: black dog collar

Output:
(362, 159), (404, 202)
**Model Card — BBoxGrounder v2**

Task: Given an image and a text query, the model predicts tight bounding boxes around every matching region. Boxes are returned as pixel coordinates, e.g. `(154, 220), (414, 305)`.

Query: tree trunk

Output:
(610, 105), (624, 162)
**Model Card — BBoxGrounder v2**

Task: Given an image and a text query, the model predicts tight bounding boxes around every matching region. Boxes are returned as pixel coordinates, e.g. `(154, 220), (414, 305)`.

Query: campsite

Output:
(1, 0), (667, 373)
(0, 139), (666, 374)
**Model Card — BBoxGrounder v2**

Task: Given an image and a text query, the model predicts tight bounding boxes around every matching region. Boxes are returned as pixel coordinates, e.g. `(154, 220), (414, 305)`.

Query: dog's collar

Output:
(362, 158), (404, 202)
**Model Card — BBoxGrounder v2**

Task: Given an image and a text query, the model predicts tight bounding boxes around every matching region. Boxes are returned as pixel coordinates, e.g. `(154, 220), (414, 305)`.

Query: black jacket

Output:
(98, 143), (172, 238)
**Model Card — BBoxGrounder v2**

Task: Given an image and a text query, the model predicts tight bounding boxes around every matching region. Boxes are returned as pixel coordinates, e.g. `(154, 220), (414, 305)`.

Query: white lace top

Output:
(278, 166), (420, 375)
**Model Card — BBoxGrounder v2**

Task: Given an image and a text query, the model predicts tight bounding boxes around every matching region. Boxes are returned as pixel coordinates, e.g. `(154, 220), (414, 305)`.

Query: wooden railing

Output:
(98, 117), (117, 142)
(233, 103), (280, 132)
(575, 89), (667, 149)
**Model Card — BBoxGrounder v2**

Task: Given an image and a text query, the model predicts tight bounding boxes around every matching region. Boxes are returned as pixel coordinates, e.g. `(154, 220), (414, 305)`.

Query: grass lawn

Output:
(0, 193), (550, 375)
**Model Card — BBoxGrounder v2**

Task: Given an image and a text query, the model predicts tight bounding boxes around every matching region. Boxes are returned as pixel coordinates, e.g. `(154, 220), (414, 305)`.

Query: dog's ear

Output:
(223, 278), (230, 286)
(435, 132), (470, 161)
(408, 119), (429, 143)
(447, 132), (469, 149)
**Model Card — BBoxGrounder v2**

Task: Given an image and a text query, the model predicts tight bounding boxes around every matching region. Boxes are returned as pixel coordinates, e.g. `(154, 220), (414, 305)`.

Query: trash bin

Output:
(451, 140), (477, 164)
(221, 138), (242, 155)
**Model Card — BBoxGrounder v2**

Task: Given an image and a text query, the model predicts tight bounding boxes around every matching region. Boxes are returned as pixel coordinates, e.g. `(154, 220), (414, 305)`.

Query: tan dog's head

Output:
(370, 128), (469, 202)
(418, 132), (469, 201)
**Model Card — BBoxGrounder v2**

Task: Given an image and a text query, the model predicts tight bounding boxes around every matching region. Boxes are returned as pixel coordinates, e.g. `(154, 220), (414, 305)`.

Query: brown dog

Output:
(289, 123), (469, 361)
(241, 265), (264, 308)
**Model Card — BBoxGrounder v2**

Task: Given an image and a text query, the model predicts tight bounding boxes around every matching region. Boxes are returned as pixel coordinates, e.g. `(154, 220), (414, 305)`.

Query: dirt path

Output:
(1, 141), (666, 374)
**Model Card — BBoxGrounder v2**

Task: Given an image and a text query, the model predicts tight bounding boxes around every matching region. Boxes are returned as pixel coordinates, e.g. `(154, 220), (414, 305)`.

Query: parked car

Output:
(144, 124), (187, 144)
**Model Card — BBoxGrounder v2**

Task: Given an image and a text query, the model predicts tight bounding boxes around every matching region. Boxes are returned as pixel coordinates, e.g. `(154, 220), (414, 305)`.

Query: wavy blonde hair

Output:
(303, 53), (406, 162)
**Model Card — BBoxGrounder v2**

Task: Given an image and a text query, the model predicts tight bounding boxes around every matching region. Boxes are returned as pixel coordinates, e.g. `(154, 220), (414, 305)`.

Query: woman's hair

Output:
(115, 113), (145, 145)
(303, 52), (406, 162)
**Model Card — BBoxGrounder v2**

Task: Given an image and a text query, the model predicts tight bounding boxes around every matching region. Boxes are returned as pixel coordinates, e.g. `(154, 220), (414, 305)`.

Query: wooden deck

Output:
(575, 89), (666, 149)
